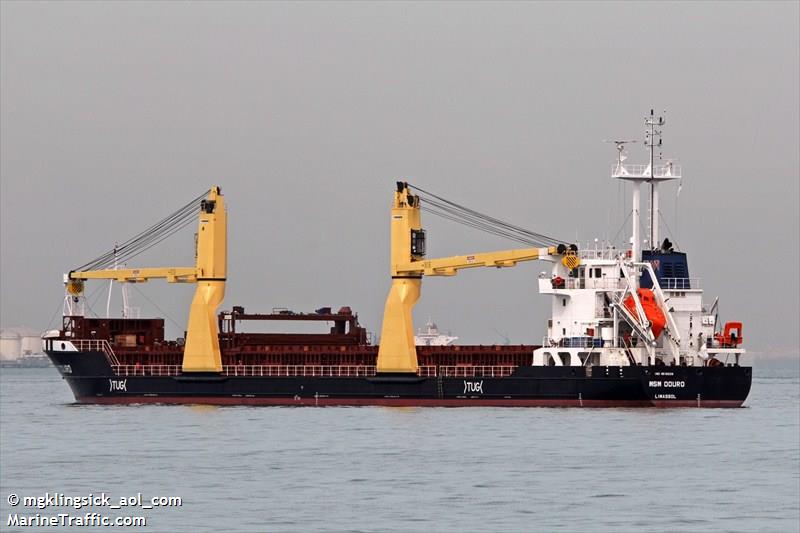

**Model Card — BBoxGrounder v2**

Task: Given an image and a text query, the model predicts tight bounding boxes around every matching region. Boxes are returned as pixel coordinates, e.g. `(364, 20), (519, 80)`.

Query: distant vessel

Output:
(44, 111), (750, 406)
(415, 319), (458, 346)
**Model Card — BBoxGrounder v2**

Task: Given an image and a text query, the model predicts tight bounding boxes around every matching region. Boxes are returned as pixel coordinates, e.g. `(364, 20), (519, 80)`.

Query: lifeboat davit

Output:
(623, 288), (666, 339)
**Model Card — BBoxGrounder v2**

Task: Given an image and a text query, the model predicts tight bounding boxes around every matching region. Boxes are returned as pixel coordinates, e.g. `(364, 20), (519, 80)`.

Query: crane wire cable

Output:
(409, 185), (564, 247)
(73, 189), (210, 272)
(76, 193), (204, 270)
(421, 199), (558, 248)
(75, 205), (196, 271)
(86, 209), (197, 270)
(419, 206), (548, 247)
(75, 191), (206, 270)
(419, 196), (540, 244)
(418, 196), (556, 247)
(407, 184), (566, 248)
(76, 201), (195, 270)
(111, 213), (198, 267)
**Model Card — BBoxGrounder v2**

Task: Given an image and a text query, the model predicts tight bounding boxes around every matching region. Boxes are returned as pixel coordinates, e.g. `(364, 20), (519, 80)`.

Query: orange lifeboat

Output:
(715, 322), (743, 347)
(623, 288), (666, 339)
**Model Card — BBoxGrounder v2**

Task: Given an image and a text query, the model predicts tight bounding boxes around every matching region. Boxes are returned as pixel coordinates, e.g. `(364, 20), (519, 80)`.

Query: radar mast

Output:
(645, 109), (665, 248)
(611, 110), (680, 264)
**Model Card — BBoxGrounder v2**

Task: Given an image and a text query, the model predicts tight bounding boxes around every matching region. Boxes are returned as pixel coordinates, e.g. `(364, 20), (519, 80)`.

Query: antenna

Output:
(645, 110), (666, 248)
(603, 139), (637, 171)
(644, 109), (666, 168)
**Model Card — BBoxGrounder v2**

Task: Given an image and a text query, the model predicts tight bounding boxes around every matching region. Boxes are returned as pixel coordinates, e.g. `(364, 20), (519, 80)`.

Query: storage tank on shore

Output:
(1, 327), (44, 360)
(0, 330), (22, 361)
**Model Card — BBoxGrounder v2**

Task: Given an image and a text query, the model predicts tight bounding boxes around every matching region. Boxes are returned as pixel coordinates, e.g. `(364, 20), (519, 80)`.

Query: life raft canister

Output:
(623, 288), (666, 339)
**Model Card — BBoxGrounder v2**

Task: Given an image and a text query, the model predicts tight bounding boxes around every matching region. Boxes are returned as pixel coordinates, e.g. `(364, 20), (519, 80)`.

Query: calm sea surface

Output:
(1, 366), (798, 533)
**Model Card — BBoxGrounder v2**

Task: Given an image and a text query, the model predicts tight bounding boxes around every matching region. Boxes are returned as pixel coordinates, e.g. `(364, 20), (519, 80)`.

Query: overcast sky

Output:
(1, 1), (798, 355)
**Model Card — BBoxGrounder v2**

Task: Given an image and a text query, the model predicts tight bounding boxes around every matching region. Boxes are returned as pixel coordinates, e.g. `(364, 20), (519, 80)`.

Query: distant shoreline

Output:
(0, 356), (52, 369)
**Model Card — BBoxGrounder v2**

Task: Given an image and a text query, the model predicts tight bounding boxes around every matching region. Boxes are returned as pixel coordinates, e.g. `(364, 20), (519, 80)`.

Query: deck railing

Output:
(438, 366), (517, 378)
(564, 278), (626, 290)
(659, 277), (700, 290)
(611, 163), (681, 179)
(223, 365), (378, 377)
(112, 364), (441, 378)
(72, 339), (120, 366)
(110, 364), (519, 378)
(114, 364), (182, 377)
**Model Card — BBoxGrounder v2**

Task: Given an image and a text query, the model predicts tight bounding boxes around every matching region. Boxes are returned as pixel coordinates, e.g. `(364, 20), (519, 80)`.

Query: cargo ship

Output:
(44, 112), (751, 406)
(415, 318), (458, 346)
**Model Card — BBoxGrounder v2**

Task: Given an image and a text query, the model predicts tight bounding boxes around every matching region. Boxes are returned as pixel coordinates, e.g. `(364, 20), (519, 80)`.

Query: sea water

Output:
(1, 366), (798, 533)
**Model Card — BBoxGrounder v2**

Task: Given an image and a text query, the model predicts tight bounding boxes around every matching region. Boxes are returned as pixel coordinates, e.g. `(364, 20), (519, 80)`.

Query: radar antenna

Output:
(604, 139), (638, 172)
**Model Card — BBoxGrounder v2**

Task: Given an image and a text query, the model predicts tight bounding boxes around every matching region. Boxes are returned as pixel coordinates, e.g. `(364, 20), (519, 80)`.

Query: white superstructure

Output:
(415, 318), (458, 346)
(532, 111), (745, 369)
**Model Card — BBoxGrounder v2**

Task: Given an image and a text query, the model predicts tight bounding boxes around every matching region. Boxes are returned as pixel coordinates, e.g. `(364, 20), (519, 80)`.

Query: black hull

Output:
(46, 350), (752, 407)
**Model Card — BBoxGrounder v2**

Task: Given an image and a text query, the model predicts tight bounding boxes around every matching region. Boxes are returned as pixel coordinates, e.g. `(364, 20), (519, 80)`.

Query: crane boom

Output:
(395, 246), (557, 277)
(377, 182), (570, 374)
(69, 267), (198, 283)
(67, 187), (227, 373)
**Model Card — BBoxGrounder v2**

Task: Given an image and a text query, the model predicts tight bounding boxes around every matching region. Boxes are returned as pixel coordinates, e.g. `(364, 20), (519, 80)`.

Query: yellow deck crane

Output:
(65, 187), (227, 373)
(377, 182), (577, 374)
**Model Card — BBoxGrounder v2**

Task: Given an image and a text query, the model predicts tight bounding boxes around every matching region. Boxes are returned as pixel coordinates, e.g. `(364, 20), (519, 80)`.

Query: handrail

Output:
(223, 365), (378, 377)
(438, 365), (517, 378)
(113, 364), (530, 378)
(611, 163), (681, 179)
(576, 249), (622, 261)
(109, 365), (517, 378)
(112, 364), (440, 378)
(72, 339), (120, 366)
(114, 364), (182, 377)
(567, 278), (626, 290)
(112, 364), (520, 378)
(659, 277), (700, 290)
